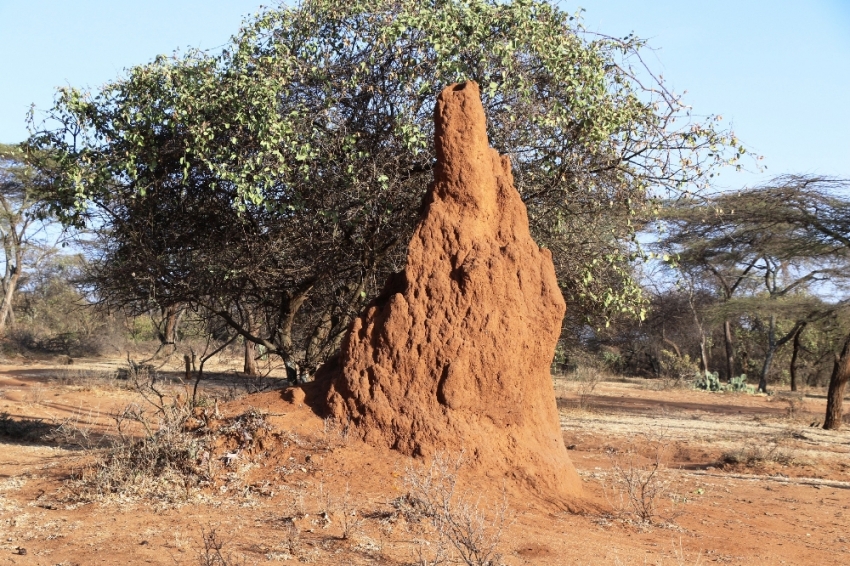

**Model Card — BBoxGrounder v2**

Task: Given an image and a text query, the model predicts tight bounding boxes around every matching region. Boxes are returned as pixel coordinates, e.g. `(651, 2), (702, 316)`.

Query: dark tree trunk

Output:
(243, 312), (260, 376)
(758, 314), (777, 393)
(161, 304), (183, 345)
(724, 319), (735, 381)
(789, 322), (806, 392)
(0, 264), (21, 337)
(156, 304), (183, 348)
(278, 289), (310, 356)
(305, 309), (334, 372)
(824, 334), (850, 430)
(165, 305), (183, 344)
(244, 340), (258, 376)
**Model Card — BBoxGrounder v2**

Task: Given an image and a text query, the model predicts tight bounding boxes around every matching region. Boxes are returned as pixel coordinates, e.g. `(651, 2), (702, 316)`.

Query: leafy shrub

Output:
(601, 349), (625, 373)
(659, 350), (700, 383)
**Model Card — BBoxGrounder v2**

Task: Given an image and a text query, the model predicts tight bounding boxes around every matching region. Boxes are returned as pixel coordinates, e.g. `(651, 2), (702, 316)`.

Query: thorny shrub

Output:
(603, 430), (679, 525)
(66, 362), (274, 502)
(571, 366), (603, 410)
(397, 452), (511, 566)
(69, 402), (213, 502)
(196, 526), (248, 566)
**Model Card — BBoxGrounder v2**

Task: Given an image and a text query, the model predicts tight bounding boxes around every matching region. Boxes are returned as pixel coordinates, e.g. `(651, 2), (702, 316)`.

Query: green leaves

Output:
(28, 0), (741, 328)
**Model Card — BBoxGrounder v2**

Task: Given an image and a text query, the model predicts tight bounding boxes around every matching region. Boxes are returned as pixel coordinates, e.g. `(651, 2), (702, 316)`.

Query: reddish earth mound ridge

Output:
(319, 81), (581, 504)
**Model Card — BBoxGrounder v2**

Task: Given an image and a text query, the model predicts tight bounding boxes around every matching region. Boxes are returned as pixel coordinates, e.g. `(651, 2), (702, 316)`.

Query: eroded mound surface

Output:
(321, 81), (581, 502)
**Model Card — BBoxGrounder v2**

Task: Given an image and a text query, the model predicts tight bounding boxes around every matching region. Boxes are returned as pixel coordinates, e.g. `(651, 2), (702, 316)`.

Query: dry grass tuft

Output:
(720, 431), (799, 468)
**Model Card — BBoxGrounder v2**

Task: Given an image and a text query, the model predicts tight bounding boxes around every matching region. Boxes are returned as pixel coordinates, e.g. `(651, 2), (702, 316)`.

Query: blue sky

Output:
(574, 0), (850, 190)
(1, 0), (848, 191)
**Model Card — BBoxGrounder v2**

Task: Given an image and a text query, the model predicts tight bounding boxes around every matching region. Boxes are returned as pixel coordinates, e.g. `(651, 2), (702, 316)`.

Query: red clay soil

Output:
(319, 81), (581, 505)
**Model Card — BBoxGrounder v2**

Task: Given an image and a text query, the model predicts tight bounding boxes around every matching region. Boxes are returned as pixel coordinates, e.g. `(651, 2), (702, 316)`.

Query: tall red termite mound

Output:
(322, 81), (581, 502)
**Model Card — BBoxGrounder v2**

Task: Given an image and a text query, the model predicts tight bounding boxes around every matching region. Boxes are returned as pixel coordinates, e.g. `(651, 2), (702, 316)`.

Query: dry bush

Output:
(0, 413), (58, 442)
(67, 363), (213, 502)
(570, 366), (603, 410)
(0, 409), (100, 448)
(604, 431), (678, 525)
(66, 359), (276, 503)
(24, 384), (47, 405)
(44, 409), (102, 449)
(336, 484), (365, 540)
(196, 526), (248, 566)
(720, 432), (797, 467)
(322, 416), (352, 448)
(69, 402), (213, 502)
(398, 453), (510, 566)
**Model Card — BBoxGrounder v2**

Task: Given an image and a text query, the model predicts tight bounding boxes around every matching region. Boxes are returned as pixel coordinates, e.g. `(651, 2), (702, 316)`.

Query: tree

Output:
(28, 0), (742, 371)
(823, 332), (850, 430)
(660, 176), (850, 392)
(0, 144), (64, 337)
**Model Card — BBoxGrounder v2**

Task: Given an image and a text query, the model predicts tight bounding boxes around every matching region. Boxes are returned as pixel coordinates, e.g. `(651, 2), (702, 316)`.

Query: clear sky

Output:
(1, 0), (848, 191)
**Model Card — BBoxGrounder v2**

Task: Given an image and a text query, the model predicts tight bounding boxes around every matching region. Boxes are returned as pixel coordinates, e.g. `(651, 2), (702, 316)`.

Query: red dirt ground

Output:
(2, 359), (849, 565)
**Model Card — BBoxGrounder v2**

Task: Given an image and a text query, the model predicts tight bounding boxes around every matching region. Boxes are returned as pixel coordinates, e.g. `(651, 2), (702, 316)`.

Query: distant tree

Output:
(660, 176), (850, 393)
(754, 176), (850, 428)
(824, 331), (850, 430)
(0, 144), (66, 337)
(29, 0), (742, 372)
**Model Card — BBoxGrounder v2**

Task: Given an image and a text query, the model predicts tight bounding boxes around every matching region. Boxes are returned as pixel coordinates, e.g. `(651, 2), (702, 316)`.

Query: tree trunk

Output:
(724, 319), (735, 381)
(0, 265), (20, 337)
(789, 322), (806, 392)
(278, 289), (310, 356)
(661, 326), (682, 358)
(758, 314), (777, 393)
(304, 309), (334, 371)
(242, 311), (260, 376)
(161, 304), (183, 345)
(244, 339), (259, 376)
(824, 334), (850, 430)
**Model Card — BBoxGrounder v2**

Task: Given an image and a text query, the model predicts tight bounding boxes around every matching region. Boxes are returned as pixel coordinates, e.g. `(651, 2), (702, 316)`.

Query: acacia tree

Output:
(0, 144), (64, 337)
(28, 0), (742, 372)
(660, 176), (850, 392)
(750, 176), (850, 426)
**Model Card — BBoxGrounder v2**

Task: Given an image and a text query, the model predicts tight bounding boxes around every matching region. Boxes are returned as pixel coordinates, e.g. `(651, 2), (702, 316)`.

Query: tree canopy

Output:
(27, 0), (743, 371)
(659, 175), (850, 391)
